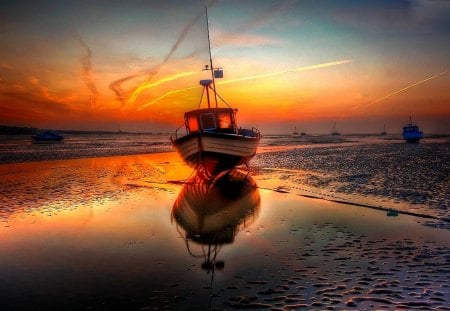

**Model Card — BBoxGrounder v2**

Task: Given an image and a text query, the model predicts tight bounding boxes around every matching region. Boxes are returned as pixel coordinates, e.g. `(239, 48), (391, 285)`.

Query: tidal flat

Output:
(0, 134), (449, 310)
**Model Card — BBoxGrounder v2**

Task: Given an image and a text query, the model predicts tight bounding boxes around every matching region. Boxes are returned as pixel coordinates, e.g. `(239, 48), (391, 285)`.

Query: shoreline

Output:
(2, 138), (448, 222)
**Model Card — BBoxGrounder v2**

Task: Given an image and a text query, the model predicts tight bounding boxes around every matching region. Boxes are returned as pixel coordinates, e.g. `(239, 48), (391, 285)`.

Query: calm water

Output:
(0, 134), (449, 309)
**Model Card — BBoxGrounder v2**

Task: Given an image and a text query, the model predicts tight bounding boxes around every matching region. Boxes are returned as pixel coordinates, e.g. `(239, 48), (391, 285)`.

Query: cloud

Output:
(214, 29), (281, 47)
(73, 32), (98, 109)
(110, 5), (213, 106)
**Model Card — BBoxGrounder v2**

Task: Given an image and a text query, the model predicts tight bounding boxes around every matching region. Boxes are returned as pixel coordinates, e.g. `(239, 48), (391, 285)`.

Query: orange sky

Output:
(0, 0), (449, 133)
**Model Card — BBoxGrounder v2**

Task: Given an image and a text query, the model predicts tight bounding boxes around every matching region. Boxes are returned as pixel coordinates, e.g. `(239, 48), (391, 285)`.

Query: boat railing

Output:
(238, 127), (261, 138)
(251, 127), (261, 137)
(173, 123), (188, 140)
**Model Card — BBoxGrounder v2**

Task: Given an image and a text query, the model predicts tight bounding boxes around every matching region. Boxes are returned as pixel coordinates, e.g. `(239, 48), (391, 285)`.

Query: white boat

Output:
(171, 8), (261, 177)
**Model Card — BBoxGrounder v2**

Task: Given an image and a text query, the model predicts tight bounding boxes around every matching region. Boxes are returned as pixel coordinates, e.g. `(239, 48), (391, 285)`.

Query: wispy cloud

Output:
(215, 0), (295, 48)
(109, 7), (207, 106)
(73, 32), (98, 109)
(214, 29), (281, 47)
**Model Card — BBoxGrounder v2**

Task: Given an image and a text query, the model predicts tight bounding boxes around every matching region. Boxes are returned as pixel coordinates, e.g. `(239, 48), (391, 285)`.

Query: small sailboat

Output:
(331, 122), (340, 136)
(402, 116), (423, 143)
(293, 126), (299, 136)
(381, 124), (387, 135)
(171, 8), (261, 177)
(31, 130), (64, 143)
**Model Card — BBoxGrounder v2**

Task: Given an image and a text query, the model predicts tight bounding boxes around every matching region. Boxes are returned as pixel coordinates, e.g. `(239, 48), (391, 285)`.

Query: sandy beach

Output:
(0, 135), (449, 310)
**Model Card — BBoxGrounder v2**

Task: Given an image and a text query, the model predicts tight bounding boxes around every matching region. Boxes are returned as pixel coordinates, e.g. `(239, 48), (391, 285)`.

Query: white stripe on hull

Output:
(176, 138), (198, 160)
(202, 136), (258, 157)
(173, 134), (259, 164)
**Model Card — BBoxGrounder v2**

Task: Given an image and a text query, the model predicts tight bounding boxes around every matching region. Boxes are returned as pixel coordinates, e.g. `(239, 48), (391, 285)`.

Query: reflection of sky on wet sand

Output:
(0, 153), (449, 309)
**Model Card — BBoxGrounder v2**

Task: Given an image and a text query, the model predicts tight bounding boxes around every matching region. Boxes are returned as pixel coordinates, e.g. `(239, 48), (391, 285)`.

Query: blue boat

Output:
(31, 130), (64, 142)
(402, 117), (423, 143)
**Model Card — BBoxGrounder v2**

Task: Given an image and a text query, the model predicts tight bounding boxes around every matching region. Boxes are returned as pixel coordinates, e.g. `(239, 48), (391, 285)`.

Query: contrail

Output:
(137, 85), (199, 111)
(73, 32), (98, 109)
(137, 59), (353, 110)
(111, 1), (219, 106)
(357, 70), (448, 110)
(219, 59), (353, 85)
(128, 71), (197, 105)
(109, 73), (142, 106)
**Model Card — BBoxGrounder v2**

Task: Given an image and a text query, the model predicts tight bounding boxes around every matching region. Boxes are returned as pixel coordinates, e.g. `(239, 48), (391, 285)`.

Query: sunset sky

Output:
(0, 0), (449, 134)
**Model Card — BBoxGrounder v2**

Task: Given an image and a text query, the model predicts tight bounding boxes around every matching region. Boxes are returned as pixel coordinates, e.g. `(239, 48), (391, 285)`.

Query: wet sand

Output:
(0, 150), (449, 310)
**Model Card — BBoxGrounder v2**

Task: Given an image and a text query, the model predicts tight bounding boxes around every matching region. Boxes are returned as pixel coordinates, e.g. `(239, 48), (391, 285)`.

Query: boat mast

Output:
(205, 6), (218, 108)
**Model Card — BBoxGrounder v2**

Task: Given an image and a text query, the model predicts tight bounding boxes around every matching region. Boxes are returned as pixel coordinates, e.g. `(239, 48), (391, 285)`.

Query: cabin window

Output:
(201, 113), (216, 130)
(187, 115), (199, 132)
(217, 112), (233, 129)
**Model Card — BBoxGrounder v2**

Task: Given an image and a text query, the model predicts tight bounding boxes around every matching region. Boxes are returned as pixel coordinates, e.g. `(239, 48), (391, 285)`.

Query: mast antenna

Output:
(205, 6), (218, 108)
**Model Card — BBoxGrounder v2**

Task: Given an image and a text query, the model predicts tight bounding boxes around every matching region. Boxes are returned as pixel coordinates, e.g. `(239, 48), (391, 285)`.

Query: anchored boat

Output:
(31, 130), (64, 143)
(171, 8), (261, 177)
(402, 117), (423, 143)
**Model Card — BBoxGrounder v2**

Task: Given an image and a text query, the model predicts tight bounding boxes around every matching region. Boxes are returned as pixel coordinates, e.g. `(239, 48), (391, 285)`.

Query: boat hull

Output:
(172, 132), (260, 175)
(402, 132), (423, 143)
(402, 129), (423, 143)
(31, 137), (64, 142)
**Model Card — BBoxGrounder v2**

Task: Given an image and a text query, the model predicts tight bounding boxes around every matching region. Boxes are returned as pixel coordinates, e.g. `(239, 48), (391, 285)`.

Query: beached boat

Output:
(171, 8), (261, 176)
(31, 130), (64, 142)
(402, 117), (423, 143)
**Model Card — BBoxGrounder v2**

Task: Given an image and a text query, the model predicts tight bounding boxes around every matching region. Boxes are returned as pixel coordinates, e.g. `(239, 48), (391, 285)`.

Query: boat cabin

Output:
(403, 125), (419, 132)
(184, 108), (238, 134)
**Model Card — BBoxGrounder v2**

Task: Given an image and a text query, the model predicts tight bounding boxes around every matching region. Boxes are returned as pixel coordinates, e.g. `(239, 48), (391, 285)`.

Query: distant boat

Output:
(31, 130), (64, 142)
(293, 126), (299, 136)
(402, 117), (423, 143)
(171, 8), (261, 177)
(300, 132), (306, 136)
(331, 122), (340, 136)
(381, 124), (387, 135)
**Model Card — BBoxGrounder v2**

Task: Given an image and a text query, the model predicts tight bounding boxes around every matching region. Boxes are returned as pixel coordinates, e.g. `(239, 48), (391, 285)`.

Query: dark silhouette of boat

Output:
(31, 130), (64, 143)
(402, 117), (423, 143)
(381, 124), (387, 135)
(293, 126), (299, 136)
(171, 8), (260, 177)
(331, 122), (340, 135)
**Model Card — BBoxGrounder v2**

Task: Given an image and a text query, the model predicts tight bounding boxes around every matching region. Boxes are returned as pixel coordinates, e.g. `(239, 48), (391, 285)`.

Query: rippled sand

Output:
(0, 149), (449, 310)
(252, 136), (450, 227)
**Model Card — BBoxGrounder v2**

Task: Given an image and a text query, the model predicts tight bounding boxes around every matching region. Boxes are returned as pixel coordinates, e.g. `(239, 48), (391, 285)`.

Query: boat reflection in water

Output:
(171, 169), (260, 274)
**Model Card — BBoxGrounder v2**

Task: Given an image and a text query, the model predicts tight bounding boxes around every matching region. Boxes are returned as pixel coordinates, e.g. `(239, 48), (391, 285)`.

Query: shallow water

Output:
(0, 150), (449, 310)
(0, 133), (173, 163)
